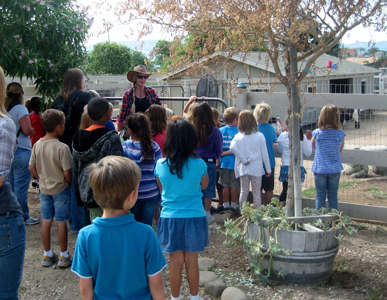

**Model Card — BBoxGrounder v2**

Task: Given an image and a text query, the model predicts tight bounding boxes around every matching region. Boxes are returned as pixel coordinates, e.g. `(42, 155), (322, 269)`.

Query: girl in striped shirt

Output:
(312, 104), (346, 211)
(122, 113), (162, 225)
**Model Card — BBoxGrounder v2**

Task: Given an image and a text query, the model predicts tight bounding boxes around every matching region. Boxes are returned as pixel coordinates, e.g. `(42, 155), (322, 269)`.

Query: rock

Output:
(214, 213), (230, 226)
(198, 257), (216, 271)
(221, 287), (248, 300)
(199, 271), (218, 287)
(204, 278), (226, 298)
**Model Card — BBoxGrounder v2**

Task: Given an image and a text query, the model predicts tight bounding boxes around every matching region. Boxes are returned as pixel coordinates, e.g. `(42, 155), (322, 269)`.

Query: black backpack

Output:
(51, 90), (83, 149)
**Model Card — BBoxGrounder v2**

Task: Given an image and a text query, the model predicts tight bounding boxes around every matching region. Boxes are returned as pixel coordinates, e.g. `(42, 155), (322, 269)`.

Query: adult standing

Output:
(51, 68), (92, 150)
(5, 82), (38, 225)
(51, 68), (92, 233)
(0, 66), (26, 299)
(118, 65), (162, 131)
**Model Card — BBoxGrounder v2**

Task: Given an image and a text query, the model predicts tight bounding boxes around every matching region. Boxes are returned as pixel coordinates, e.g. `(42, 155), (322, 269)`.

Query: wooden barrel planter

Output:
(246, 215), (342, 284)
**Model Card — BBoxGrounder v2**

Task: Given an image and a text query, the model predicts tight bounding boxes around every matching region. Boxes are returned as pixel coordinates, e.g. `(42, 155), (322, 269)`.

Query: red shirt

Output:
(153, 130), (166, 157)
(30, 112), (45, 147)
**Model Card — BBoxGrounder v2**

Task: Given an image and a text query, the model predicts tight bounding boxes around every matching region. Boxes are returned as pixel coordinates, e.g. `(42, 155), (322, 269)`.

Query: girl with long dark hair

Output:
(155, 119), (209, 300)
(122, 113), (162, 225)
(191, 101), (222, 224)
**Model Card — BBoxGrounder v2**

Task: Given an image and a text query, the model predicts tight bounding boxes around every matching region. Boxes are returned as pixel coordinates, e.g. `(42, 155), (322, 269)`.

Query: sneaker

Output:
(210, 206), (218, 214)
(41, 253), (59, 267)
(229, 207), (240, 213)
(58, 254), (72, 269)
(25, 217), (40, 225)
(219, 207), (230, 214)
(206, 214), (215, 225)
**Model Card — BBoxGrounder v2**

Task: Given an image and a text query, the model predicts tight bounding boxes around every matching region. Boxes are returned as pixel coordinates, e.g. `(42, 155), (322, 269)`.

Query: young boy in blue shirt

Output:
(71, 156), (166, 300)
(254, 102), (276, 205)
(218, 107), (240, 212)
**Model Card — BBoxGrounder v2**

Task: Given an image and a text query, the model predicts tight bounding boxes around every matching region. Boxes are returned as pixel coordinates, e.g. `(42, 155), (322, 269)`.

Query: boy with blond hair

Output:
(29, 109), (73, 268)
(72, 156), (166, 300)
(253, 102), (276, 205)
(218, 107), (240, 212)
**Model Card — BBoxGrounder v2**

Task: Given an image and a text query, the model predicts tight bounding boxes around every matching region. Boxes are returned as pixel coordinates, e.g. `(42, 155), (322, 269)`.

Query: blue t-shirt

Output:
(105, 120), (115, 130)
(312, 128), (346, 174)
(8, 104), (31, 150)
(258, 123), (277, 169)
(71, 214), (166, 300)
(155, 157), (207, 218)
(219, 125), (238, 170)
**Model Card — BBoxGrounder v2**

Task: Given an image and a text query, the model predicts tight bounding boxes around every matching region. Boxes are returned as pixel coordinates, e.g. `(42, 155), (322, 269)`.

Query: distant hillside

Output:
(344, 41), (387, 51)
(85, 40), (158, 57)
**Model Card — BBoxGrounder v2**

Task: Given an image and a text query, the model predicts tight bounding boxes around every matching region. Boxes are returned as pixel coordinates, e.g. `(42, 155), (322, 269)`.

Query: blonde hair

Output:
(318, 104), (341, 130)
(185, 101), (198, 123)
(253, 102), (271, 123)
(0, 67), (8, 117)
(238, 110), (258, 135)
(80, 112), (92, 130)
(89, 90), (100, 98)
(89, 156), (141, 210)
(223, 107), (240, 124)
(165, 107), (174, 122)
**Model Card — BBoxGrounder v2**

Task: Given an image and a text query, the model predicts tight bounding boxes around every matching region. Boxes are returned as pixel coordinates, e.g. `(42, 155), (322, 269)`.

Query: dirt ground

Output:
(18, 189), (387, 300)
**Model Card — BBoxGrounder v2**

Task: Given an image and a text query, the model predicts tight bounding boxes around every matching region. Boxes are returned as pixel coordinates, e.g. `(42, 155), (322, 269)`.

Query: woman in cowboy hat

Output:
(118, 65), (162, 131)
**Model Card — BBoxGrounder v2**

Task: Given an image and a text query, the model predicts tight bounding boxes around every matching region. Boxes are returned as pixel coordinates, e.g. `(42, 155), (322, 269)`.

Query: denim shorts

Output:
(202, 162), (216, 198)
(40, 187), (71, 222)
(157, 216), (209, 253)
(130, 196), (160, 226)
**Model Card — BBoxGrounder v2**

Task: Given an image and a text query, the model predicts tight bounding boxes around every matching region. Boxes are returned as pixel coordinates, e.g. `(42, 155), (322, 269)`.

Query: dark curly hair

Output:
(163, 119), (199, 179)
(126, 113), (154, 164)
(192, 102), (215, 146)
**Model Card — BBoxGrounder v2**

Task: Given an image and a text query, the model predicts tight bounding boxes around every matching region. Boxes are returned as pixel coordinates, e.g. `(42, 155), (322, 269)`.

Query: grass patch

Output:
(339, 181), (361, 188)
(302, 187), (316, 198)
(377, 225), (387, 232)
(367, 186), (387, 198)
(302, 181), (360, 198)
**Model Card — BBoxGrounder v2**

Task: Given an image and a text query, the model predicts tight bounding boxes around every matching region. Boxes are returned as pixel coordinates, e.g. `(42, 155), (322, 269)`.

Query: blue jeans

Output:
(40, 187), (71, 222)
(0, 211), (26, 300)
(7, 148), (32, 221)
(130, 196), (159, 226)
(69, 183), (84, 232)
(314, 172), (341, 211)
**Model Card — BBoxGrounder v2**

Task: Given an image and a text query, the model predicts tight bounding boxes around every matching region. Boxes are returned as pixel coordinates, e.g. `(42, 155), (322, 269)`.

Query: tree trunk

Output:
(286, 43), (302, 218)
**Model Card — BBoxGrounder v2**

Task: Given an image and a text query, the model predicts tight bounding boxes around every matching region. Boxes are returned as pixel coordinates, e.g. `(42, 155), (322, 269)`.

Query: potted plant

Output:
(218, 198), (357, 284)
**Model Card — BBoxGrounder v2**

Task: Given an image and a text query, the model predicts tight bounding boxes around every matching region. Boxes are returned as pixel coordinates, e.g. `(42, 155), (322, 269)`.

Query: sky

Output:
(80, 0), (386, 47)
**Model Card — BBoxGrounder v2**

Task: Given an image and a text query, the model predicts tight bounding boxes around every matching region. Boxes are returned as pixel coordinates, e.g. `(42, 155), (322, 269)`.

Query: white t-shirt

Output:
(277, 132), (313, 166)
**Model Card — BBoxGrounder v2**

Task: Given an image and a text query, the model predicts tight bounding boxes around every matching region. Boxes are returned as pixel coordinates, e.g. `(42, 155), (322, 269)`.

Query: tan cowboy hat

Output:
(126, 65), (152, 83)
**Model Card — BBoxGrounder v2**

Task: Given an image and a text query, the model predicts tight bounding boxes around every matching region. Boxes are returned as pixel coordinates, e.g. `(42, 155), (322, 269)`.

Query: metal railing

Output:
(106, 96), (229, 121)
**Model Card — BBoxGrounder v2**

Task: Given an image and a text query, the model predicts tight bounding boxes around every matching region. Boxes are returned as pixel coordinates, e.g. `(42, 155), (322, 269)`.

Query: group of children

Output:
(26, 90), (345, 299)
